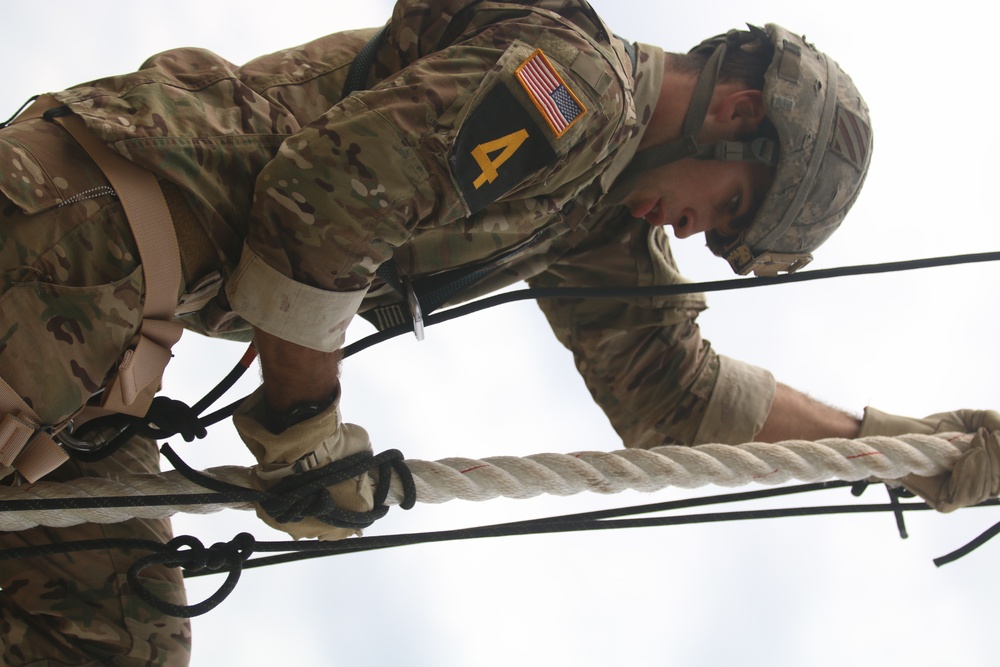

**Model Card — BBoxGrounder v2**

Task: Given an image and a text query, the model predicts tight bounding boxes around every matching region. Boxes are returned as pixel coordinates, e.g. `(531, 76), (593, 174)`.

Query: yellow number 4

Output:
(471, 129), (529, 189)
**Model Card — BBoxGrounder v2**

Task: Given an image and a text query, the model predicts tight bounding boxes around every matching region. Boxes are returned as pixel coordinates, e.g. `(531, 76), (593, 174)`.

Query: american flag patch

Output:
(831, 105), (872, 171)
(515, 49), (586, 138)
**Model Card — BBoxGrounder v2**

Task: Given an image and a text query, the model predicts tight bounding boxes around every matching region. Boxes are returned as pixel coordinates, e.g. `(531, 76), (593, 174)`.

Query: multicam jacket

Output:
(39, 0), (774, 445)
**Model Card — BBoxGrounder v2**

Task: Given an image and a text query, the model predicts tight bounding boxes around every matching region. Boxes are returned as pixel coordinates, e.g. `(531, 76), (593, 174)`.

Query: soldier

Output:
(1, 0), (989, 665)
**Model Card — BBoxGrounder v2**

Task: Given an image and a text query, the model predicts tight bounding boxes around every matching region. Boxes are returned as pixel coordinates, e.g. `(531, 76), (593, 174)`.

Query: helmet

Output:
(622, 24), (873, 276)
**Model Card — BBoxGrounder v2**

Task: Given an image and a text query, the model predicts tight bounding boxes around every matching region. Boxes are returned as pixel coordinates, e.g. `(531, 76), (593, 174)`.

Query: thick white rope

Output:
(0, 433), (970, 530)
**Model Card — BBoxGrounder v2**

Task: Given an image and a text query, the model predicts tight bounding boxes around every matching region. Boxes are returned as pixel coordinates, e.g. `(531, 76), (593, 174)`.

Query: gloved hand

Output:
(233, 388), (375, 540)
(860, 407), (1000, 512)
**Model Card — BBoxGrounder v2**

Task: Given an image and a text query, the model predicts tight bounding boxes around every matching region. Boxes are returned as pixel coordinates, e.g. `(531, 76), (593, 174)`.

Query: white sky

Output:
(4, 1), (1000, 665)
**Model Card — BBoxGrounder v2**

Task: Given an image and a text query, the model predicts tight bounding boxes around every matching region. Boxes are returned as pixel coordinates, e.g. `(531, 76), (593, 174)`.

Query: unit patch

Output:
(516, 49), (587, 137)
(452, 83), (558, 213)
(831, 105), (872, 171)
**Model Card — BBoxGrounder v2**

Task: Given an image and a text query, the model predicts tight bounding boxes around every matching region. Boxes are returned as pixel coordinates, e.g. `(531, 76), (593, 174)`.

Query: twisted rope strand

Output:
(0, 433), (969, 530)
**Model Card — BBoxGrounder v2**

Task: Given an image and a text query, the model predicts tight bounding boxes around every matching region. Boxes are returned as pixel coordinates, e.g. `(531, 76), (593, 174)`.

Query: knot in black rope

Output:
(127, 532), (256, 618)
(139, 396), (207, 442)
(161, 443), (416, 530)
(66, 398), (208, 463)
(258, 449), (417, 531)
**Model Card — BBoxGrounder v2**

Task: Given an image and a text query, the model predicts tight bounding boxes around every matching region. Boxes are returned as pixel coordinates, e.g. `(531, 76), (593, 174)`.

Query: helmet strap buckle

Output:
(727, 245), (812, 276)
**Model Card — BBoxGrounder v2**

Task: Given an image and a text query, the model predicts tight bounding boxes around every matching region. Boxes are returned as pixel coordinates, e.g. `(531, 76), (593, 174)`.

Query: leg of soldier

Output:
(0, 118), (191, 664)
(0, 437), (192, 666)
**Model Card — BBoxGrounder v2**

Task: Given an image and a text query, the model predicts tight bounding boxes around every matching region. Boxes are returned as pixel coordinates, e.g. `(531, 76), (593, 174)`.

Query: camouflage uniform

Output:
(0, 116), (191, 665)
(1, 0), (775, 663)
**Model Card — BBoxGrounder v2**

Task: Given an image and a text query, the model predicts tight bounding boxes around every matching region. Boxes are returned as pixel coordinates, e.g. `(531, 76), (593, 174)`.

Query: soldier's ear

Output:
(711, 89), (766, 137)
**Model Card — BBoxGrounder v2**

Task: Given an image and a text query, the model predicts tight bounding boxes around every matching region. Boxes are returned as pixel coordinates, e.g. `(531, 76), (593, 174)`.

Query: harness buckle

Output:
(0, 413), (69, 482)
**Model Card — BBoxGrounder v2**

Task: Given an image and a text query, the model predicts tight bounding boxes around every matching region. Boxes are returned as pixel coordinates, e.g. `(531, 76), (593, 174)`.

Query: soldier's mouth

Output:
(642, 199), (666, 226)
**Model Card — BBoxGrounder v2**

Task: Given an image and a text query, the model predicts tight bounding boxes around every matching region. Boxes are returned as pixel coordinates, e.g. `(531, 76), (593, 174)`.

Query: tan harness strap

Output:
(0, 375), (68, 483)
(37, 97), (185, 417)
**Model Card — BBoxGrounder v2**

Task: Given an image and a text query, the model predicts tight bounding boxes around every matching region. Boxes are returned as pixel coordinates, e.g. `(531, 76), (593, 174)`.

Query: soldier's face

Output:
(622, 158), (773, 241)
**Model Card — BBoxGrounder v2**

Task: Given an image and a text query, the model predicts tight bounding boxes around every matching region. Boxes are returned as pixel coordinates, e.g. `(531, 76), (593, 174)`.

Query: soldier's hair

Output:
(669, 28), (775, 92)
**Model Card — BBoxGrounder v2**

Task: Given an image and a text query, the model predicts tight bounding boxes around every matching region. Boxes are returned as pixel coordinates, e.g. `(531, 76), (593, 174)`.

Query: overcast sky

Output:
(4, 1), (1000, 665)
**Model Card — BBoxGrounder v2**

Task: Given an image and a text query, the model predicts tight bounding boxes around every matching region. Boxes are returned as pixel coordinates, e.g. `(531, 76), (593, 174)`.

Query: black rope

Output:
(189, 346), (258, 415)
(0, 95), (38, 128)
(0, 442), (416, 617)
(127, 533), (256, 618)
(0, 532), (256, 618)
(342, 250), (1000, 357)
(886, 484), (911, 539)
(159, 444), (417, 531)
(195, 489), (1000, 576)
(64, 347), (257, 462)
(933, 520), (1000, 567)
(3, 475), (996, 617)
(0, 489), (261, 513)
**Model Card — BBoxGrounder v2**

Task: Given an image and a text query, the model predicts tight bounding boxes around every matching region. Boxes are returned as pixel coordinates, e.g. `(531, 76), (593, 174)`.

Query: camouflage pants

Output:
(0, 438), (191, 666)
(0, 118), (191, 665)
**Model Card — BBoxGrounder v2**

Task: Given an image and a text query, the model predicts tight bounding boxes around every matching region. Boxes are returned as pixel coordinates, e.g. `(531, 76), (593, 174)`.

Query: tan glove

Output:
(860, 407), (1000, 512)
(233, 388), (375, 540)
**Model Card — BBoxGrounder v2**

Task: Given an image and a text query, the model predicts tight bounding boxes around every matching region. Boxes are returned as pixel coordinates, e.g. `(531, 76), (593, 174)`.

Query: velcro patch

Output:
(516, 49), (586, 138)
(452, 83), (558, 214)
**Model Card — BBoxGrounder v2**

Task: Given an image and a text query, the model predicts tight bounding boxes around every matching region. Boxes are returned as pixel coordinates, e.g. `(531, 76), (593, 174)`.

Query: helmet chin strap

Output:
(607, 40), (727, 208)
(609, 38), (777, 206)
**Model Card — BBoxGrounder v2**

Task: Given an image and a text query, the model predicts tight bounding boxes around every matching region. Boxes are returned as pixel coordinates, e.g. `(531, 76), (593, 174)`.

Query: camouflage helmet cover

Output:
(708, 24), (873, 275)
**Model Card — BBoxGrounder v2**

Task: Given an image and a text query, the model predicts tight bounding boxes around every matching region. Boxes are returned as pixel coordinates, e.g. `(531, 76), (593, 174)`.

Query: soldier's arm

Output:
(228, 20), (626, 355)
(529, 219), (775, 447)
(754, 382), (860, 442)
(252, 328), (342, 414)
(529, 215), (863, 448)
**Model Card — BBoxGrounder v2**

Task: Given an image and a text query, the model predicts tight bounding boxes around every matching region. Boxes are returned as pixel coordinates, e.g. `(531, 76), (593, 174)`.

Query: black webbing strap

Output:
(342, 25), (389, 98)
(362, 262), (420, 335)
(614, 34), (637, 75)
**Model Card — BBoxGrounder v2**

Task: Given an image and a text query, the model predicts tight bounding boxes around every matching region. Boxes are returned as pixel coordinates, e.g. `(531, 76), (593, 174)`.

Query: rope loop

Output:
(259, 449), (417, 530)
(127, 532), (256, 618)
(159, 443), (416, 531)
(375, 449), (417, 510)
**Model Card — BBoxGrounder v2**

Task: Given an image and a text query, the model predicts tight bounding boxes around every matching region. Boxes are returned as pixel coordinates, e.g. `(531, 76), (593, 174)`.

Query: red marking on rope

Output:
(460, 464), (489, 474)
(752, 469), (779, 479)
(847, 451), (882, 460)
